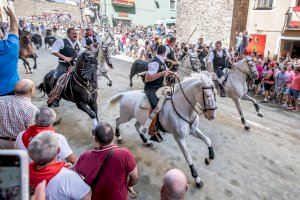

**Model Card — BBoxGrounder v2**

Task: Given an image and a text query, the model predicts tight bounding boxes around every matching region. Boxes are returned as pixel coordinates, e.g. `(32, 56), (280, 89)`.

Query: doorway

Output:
(292, 41), (300, 58)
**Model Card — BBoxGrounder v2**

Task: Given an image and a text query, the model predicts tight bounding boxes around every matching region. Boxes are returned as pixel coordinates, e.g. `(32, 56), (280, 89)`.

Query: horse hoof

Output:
(117, 139), (123, 144)
(107, 82), (112, 87)
(33, 66), (37, 70)
(30, 71), (34, 74)
(196, 181), (204, 189)
(129, 82), (133, 87)
(205, 158), (211, 165)
(258, 113), (263, 118)
(208, 146), (215, 160)
(244, 125), (251, 130)
(146, 142), (153, 148)
(53, 117), (62, 126)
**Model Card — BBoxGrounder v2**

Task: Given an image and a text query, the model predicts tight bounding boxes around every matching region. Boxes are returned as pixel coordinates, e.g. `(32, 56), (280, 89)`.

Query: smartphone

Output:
(0, 150), (29, 200)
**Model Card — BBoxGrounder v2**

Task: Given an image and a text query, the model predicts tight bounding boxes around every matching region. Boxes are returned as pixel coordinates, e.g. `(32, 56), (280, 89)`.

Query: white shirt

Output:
(51, 37), (82, 54)
(14, 132), (73, 162)
(165, 45), (171, 55)
(207, 49), (231, 64)
(147, 55), (165, 75)
(81, 35), (101, 47)
(46, 167), (91, 200)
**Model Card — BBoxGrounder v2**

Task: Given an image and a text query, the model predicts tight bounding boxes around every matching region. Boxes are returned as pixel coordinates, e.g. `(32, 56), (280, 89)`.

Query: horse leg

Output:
(88, 100), (98, 121)
(191, 128), (215, 165)
(76, 102), (97, 129)
(103, 72), (112, 86)
(175, 137), (203, 188)
(134, 121), (153, 147)
(22, 59), (29, 74)
(243, 94), (263, 117)
(233, 98), (250, 130)
(129, 75), (133, 87)
(33, 55), (37, 69)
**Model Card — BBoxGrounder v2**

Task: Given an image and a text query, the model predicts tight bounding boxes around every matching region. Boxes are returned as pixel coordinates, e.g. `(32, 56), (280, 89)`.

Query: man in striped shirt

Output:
(0, 79), (38, 149)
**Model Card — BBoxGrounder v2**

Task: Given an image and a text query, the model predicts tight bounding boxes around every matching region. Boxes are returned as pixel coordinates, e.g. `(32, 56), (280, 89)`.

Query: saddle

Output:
(139, 86), (171, 110)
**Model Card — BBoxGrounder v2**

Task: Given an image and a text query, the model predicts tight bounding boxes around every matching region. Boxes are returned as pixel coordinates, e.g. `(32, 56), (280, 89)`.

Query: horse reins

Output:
(169, 76), (217, 126)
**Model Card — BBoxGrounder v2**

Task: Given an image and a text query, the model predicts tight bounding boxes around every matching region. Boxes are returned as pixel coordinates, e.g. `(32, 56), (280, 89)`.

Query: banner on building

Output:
(245, 34), (266, 56)
(112, 0), (135, 7)
(290, 7), (300, 27)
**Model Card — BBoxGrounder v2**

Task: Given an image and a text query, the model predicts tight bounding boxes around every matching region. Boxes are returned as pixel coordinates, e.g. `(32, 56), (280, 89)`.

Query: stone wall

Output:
(14, 0), (81, 20)
(177, 0), (234, 47)
(230, 0), (250, 47)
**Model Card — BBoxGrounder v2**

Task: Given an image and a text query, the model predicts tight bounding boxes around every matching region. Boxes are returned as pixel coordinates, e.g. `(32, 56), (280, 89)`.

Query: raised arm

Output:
(4, 7), (18, 35)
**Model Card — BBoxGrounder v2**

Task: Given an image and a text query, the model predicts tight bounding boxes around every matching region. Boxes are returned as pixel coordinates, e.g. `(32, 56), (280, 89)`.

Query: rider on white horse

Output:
(207, 41), (232, 97)
(144, 45), (177, 142)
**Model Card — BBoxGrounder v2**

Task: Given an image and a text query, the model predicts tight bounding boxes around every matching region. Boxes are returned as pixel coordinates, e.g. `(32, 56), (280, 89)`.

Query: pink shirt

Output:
(285, 70), (295, 88)
(256, 65), (263, 80)
(291, 73), (300, 91)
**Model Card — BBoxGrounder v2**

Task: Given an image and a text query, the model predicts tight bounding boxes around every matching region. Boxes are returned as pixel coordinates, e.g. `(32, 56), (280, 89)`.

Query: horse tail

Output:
(107, 93), (124, 111)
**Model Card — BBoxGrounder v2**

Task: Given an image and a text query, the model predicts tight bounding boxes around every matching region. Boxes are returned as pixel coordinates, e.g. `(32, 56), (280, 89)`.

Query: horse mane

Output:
(176, 71), (214, 91)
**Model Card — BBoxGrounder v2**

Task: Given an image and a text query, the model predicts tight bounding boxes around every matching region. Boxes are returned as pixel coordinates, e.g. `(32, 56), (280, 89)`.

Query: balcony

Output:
(285, 7), (300, 30)
(112, 0), (135, 8)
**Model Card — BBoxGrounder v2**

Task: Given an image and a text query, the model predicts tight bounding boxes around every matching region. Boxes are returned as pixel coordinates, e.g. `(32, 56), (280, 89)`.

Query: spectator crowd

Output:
(0, 5), (299, 200)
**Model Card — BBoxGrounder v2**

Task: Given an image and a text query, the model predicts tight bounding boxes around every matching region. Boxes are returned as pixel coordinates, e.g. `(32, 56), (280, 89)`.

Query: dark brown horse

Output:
(19, 32), (37, 74)
(38, 52), (99, 127)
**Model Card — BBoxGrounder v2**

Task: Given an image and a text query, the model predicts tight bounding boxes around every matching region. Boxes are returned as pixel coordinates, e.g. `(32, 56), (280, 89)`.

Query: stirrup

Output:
(150, 132), (163, 143)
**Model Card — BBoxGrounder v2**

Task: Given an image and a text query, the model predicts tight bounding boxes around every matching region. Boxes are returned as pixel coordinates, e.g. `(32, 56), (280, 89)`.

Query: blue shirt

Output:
(0, 34), (20, 95)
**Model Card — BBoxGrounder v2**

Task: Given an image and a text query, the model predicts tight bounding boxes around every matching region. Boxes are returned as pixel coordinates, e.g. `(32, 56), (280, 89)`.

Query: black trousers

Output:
(54, 62), (70, 79)
(145, 88), (159, 109)
(0, 91), (14, 96)
(214, 67), (226, 91)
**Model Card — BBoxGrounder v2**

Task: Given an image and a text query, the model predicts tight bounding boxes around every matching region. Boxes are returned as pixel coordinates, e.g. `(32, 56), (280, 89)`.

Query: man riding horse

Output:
(165, 37), (179, 84)
(207, 41), (232, 97)
(144, 45), (177, 142)
(48, 27), (82, 107)
(81, 28), (101, 49)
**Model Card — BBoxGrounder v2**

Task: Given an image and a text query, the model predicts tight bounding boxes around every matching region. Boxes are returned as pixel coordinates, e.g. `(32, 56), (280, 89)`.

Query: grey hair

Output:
(35, 107), (56, 127)
(15, 81), (32, 95)
(28, 132), (59, 166)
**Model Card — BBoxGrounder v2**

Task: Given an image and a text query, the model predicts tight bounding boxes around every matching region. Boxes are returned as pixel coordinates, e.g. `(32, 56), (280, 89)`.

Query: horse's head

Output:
(76, 52), (98, 81)
(235, 57), (259, 79)
(183, 74), (217, 121)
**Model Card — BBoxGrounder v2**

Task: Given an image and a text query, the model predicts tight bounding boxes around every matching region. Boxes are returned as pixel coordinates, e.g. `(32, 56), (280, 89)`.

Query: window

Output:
(297, 0), (300, 7)
(254, 0), (274, 10)
(170, 0), (176, 10)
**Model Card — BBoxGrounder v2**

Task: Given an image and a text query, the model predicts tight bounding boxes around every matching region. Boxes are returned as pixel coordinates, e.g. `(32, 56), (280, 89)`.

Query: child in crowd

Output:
(274, 66), (288, 104)
(286, 66), (300, 111)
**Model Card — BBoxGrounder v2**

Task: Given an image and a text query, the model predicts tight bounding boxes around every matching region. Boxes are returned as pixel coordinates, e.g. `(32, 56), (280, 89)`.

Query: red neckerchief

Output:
(29, 161), (65, 188)
(22, 125), (55, 148)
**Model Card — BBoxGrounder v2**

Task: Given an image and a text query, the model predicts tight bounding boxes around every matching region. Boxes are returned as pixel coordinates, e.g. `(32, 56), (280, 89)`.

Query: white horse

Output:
(96, 46), (113, 86)
(108, 73), (217, 188)
(221, 57), (263, 130)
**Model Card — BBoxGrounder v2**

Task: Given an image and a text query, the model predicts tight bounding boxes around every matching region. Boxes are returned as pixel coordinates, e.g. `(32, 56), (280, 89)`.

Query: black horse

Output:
(38, 52), (99, 125)
(44, 29), (57, 49)
(31, 33), (42, 50)
(44, 35), (57, 49)
(129, 59), (148, 87)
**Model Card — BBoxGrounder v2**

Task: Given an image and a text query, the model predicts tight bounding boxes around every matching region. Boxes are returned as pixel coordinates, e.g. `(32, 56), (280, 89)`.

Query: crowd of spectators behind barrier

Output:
(0, 7), (300, 200)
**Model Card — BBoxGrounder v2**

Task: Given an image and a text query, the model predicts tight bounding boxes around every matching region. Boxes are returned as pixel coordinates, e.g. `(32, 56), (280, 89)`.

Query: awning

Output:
(112, 0), (135, 8)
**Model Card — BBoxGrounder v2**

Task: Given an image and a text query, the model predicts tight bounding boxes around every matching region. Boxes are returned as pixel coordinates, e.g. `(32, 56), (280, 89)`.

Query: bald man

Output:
(0, 79), (38, 149)
(161, 169), (188, 200)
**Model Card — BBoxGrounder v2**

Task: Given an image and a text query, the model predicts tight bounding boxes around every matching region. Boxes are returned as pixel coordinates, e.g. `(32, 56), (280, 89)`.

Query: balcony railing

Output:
(285, 7), (300, 30)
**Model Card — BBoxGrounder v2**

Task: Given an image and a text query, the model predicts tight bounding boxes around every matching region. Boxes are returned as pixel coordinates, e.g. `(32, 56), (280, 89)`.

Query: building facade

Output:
(246, 0), (300, 58)
(177, 0), (234, 47)
(99, 0), (177, 26)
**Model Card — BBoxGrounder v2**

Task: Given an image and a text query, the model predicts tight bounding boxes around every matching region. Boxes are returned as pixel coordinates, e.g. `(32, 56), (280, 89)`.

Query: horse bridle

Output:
(232, 58), (257, 78)
(170, 76), (217, 126)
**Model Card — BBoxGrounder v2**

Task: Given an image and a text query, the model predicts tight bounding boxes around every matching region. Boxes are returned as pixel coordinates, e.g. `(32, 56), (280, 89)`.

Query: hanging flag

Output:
(290, 6), (300, 27)
(245, 34), (266, 56)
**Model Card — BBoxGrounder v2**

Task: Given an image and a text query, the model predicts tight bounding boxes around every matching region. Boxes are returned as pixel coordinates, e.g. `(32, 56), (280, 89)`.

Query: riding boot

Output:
(219, 84), (227, 97)
(148, 110), (163, 142)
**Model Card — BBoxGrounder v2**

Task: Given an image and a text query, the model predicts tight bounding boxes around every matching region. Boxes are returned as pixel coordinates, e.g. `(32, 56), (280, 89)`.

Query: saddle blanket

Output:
(139, 87), (171, 110)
